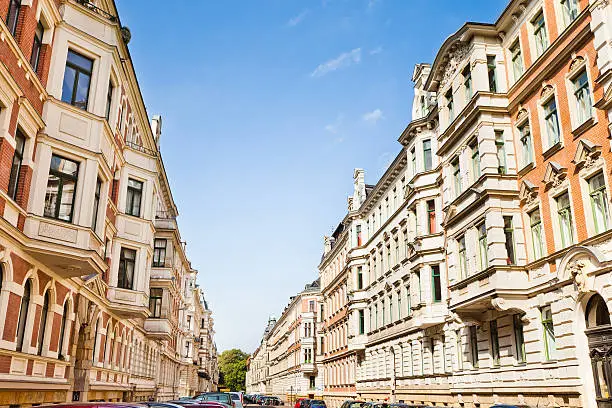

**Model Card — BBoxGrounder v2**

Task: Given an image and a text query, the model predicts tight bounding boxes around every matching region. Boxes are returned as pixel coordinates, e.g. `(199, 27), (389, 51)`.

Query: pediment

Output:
(519, 180), (539, 205)
(84, 274), (107, 299)
(572, 139), (601, 169)
(442, 205), (457, 226)
(516, 108), (529, 125)
(543, 162), (568, 188)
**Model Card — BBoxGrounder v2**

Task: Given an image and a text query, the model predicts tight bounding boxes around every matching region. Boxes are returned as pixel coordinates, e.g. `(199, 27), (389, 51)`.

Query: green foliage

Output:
(218, 349), (249, 391)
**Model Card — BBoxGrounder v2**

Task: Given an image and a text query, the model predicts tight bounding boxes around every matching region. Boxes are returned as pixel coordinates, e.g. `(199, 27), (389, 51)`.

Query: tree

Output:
(218, 349), (249, 391)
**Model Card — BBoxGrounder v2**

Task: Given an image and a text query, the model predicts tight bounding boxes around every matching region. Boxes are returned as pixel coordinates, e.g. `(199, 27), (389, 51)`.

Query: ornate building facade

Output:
(246, 281), (324, 401)
(313, 0), (612, 407)
(0, 0), (218, 405)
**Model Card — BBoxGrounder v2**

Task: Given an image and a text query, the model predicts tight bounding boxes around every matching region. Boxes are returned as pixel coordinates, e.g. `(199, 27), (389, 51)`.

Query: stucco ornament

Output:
(440, 42), (470, 89)
(568, 259), (588, 293)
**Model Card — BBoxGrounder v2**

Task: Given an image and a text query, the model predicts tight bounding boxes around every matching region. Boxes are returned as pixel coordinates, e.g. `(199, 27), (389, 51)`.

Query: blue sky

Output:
(116, 0), (508, 353)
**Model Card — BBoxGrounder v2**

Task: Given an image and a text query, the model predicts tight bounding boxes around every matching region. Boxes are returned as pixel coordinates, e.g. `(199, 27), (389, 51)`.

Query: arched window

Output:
(16, 280), (31, 352)
(586, 294), (611, 329)
(37, 291), (50, 355)
(58, 301), (69, 359)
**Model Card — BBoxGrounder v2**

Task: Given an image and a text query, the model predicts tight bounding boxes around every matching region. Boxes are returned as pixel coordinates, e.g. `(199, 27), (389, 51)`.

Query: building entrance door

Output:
(585, 294), (612, 408)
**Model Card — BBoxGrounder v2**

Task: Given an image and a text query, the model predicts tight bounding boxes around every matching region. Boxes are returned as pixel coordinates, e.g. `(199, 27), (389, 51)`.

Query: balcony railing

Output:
(75, 0), (118, 22)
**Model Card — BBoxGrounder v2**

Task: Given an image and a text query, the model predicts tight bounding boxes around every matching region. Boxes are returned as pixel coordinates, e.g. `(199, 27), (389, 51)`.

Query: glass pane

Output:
(67, 50), (93, 72)
(61, 66), (76, 104)
(58, 179), (75, 221)
(51, 155), (78, 176)
(44, 174), (60, 218)
(74, 72), (91, 109)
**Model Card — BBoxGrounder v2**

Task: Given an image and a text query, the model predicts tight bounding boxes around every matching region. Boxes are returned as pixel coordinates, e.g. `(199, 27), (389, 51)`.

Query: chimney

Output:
(352, 168), (366, 209)
(151, 115), (162, 148)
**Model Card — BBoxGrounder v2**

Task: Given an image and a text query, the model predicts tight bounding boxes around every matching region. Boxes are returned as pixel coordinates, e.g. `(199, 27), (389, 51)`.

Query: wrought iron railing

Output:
(74, 0), (118, 22)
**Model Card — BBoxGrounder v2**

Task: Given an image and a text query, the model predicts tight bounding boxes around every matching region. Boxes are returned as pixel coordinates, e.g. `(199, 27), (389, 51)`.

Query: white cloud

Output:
(369, 46), (383, 55)
(287, 10), (309, 27)
(362, 108), (384, 124)
(325, 114), (344, 134)
(311, 48), (362, 78)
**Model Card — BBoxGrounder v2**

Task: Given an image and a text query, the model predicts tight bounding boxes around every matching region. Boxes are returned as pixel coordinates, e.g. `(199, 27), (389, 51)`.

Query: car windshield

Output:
(201, 395), (230, 402)
(230, 396), (240, 401)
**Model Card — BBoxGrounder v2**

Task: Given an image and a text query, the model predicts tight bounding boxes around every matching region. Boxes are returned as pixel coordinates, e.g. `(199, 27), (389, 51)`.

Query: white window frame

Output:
(538, 87), (563, 152)
(565, 58), (596, 131)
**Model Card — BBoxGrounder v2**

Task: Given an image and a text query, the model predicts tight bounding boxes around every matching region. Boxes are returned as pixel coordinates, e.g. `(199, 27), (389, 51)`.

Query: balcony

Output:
(155, 211), (178, 230)
(448, 265), (529, 319)
(107, 287), (150, 318)
(144, 318), (172, 341)
(301, 363), (316, 373)
(23, 215), (106, 278)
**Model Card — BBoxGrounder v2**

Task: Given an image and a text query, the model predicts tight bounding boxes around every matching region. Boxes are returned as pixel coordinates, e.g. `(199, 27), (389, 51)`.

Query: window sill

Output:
(517, 162), (534, 177)
(542, 141), (563, 160)
(571, 117), (595, 139)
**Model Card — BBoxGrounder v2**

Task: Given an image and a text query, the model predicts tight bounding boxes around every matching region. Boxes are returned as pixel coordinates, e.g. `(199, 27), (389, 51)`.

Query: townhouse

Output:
(314, 0), (612, 407)
(246, 281), (324, 401)
(0, 0), (218, 405)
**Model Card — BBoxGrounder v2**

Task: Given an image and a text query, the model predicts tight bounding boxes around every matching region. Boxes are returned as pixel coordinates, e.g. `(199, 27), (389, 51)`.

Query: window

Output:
(561, 0), (579, 26)
(37, 291), (50, 355)
(510, 40), (524, 80)
(397, 291), (401, 320)
(92, 178), (102, 231)
(415, 270), (422, 303)
(320, 304), (324, 322)
(6, 0), (20, 36)
(423, 139), (432, 171)
(452, 158), (461, 196)
(356, 224), (362, 246)
(411, 147), (417, 175)
(373, 305), (378, 330)
(149, 288), (162, 318)
(309, 375), (316, 389)
(456, 330), (463, 371)
(309, 301), (315, 312)
(8, 130), (25, 201)
(458, 236), (467, 279)
(106, 81), (114, 121)
(487, 55), (497, 92)
(519, 123), (533, 167)
(125, 178), (143, 217)
(495, 131), (507, 174)
(29, 21), (45, 73)
(544, 98), (561, 147)
(478, 223), (488, 270)
(44, 155), (79, 222)
(504, 216), (516, 264)
(427, 200), (436, 234)
(61, 50), (93, 110)
(463, 65), (472, 100)
(573, 70), (592, 125)
(92, 319), (99, 361)
(446, 89), (454, 122)
(118, 247), (136, 290)
(58, 301), (69, 359)
(406, 285), (411, 315)
(358, 310), (364, 334)
(589, 173), (610, 234)
(541, 306), (556, 360)
(381, 299), (386, 326)
(357, 266), (363, 289)
(530, 209), (545, 259)
(490, 320), (500, 366)
(470, 141), (480, 180)
(388, 294), (393, 322)
(431, 265), (441, 303)
(469, 325), (479, 368)
(153, 239), (166, 267)
(16, 279), (31, 352)
(513, 314), (526, 363)
(556, 192), (574, 247)
(533, 11), (548, 57)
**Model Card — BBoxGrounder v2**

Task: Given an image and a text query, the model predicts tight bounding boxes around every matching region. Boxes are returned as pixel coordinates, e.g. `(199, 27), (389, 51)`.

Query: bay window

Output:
(8, 130), (25, 201)
(478, 223), (488, 270)
(118, 247), (136, 290)
(61, 50), (93, 110)
(423, 139), (432, 171)
(126, 178), (143, 217)
(504, 216), (516, 264)
(44, 155), (79, 222)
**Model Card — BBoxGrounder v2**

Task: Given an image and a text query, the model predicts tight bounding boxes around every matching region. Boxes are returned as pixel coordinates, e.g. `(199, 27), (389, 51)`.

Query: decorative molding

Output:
(519, 180), (539, 205)
(440, 41), (471, 89)
(542, 162), (568, 189)
(572, 139), (602, 169)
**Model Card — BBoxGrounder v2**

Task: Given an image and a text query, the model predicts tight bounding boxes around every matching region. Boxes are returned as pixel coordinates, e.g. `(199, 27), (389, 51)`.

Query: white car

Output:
(230, 392), (244, 408)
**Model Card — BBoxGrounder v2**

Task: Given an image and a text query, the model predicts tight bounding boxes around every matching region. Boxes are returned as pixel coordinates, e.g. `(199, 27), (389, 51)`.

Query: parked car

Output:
(142, 403), (186, 408)
(38, 405), (144, 408)
(260, 397), (283, 406)
(294, 399), (308, 408)
(296, 399), (310, 408)
(340, 401), (365, 408)
(308, 400), (326, 408)
(230, 393), (244, 408)
(195, 393), (235, 408)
